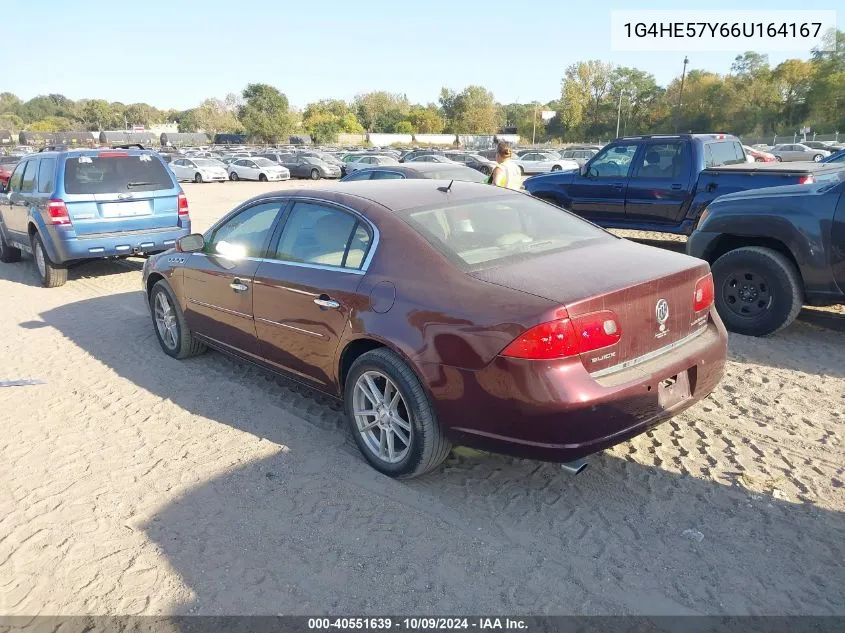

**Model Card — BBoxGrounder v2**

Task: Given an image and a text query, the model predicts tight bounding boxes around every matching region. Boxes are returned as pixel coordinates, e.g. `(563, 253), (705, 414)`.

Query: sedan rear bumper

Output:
(423, 313), (728, 463)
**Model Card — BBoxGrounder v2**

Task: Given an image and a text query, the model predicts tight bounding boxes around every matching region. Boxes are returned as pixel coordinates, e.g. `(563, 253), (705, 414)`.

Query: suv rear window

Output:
(63, 155), (174, 194)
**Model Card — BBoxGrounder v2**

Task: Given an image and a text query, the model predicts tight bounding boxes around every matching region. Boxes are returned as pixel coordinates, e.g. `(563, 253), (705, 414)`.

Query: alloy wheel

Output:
(154, 291), (179, 350)
(352, 370), (412, 464)
(35, 241), (47, 278)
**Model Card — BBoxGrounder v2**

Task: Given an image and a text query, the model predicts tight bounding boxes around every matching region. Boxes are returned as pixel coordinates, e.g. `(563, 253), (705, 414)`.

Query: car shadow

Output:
(36, 292), (845, 615)
(0, 254), (144, 287)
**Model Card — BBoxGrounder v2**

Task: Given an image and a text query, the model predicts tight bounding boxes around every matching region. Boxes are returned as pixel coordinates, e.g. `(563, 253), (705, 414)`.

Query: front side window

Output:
(586, 143), (638, 178)
(404, 195), (609, 268)
(371, 171), (404, 180)
(274, 202), (366, 269)
(208, 202), (283, 259)
(20, 160), (38, 193)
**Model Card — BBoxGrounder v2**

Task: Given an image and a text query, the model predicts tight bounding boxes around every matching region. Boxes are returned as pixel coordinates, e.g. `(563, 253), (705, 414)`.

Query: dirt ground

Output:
(1, 181), (843, 616)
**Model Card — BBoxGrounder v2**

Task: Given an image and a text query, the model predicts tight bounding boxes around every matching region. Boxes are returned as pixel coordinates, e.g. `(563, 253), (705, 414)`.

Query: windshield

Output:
(422, 167), (488, 183)
(194, 159), (222, 167)
(63, 155), (174, 194)
(253, 158), (275, 167)
(404, 195), (609, 268)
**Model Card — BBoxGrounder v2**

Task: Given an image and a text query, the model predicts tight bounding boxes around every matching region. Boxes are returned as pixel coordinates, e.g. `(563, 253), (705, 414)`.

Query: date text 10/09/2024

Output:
(307, 618), (528, 630)
(623, 22), (824, 39)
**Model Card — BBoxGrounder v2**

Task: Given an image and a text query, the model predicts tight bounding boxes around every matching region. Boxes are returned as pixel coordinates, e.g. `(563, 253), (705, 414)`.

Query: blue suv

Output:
(0, 146), (190, 286)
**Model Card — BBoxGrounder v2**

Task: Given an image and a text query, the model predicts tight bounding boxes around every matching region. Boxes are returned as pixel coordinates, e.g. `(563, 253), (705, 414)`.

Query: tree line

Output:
(1, 30), (841, 144)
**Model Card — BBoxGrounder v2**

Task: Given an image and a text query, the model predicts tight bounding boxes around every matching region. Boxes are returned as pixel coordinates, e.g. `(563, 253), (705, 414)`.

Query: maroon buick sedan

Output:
(142, 180), (727, 477)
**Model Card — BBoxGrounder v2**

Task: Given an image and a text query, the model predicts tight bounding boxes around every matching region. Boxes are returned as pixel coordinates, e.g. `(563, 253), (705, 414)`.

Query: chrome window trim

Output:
(589, 326), (708, 379)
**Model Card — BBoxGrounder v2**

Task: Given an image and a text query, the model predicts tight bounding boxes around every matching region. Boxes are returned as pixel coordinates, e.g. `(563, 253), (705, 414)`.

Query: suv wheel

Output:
(0, 229), (21, 263)
(150, 280), (206, 359)
(345, 348), (451, 478)
(711, 246), (803, 336)
(194, 172), (204, 183)
(31, 232), (67, 287)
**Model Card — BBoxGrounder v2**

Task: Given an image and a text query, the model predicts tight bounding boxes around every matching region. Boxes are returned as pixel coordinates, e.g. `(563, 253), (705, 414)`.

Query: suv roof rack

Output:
(112, 143), (145, 150)
(39, 145), (69, 152)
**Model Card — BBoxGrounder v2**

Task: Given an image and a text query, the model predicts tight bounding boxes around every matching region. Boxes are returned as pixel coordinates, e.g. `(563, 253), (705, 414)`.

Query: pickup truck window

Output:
(704, 141), (746, 168)
(632, 142), (688, 180)
(588, 143), (638, 178)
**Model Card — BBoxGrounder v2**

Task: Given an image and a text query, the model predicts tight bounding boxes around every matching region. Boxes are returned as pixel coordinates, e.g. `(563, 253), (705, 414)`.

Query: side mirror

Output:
(579, 163), (589, 177)
(0, 183), (6, 194)
(176, 233), (204, 252)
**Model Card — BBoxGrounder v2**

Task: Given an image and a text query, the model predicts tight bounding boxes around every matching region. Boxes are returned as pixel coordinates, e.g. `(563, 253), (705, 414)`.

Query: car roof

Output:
(254, 179), (514, 213)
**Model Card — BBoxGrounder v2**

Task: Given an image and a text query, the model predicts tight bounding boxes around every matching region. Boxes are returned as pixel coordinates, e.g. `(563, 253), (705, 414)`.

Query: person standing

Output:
(489, 141), (522, 190)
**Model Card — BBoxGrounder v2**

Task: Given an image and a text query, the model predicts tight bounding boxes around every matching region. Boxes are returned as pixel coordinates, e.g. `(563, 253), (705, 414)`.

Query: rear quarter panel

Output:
(695, 185), (844, 297)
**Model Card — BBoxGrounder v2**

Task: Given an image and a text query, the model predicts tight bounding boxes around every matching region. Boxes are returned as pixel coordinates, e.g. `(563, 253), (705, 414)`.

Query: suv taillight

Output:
(47, 199), (71, 225)
(694, 274), (715, 312)
(797, 175), (815, 185)
(177, 192), (189, 217)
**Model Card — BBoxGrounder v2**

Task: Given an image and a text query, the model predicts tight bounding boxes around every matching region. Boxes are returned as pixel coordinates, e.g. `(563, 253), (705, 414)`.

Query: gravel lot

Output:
(1, 181), (844, 616)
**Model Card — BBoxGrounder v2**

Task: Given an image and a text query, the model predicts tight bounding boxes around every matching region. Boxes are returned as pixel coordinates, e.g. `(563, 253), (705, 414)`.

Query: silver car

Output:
(169, 158), (228, 183)
(514, 151), (579, 174)
(558, 149), (598, 166)
(770, 143), (831, 162)
(345, 155), (400, 173)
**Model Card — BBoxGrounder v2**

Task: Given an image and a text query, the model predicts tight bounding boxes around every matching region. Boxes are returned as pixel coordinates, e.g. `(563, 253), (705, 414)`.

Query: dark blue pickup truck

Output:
(524, 134), (844, 235)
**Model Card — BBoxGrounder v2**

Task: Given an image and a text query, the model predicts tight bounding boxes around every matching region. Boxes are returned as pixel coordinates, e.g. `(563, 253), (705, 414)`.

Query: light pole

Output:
(674, 56), (689, 133)
(532, 103), (538, 145)
(615, 89), (625, 139)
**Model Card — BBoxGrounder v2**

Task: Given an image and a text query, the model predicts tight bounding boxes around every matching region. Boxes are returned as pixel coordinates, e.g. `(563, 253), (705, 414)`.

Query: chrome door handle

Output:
(313, 297), (340, 309)
(230, 280), (249, 292)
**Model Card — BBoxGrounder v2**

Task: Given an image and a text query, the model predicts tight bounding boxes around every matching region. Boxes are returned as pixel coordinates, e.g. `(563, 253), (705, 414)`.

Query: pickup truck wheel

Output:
(711, 246), (803, 337)
(31, 233), (67, 287)
(0, 229), (21, 263)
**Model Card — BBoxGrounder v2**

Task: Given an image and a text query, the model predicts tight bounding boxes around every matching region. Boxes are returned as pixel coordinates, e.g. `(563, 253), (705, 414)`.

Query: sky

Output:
(4, 0), (840, 111)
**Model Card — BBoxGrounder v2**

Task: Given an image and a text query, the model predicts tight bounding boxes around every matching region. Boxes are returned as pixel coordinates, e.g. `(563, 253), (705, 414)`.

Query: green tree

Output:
(0, 92), (21, 115)
(28, 116), (76, 132)
(773, 59), (815, 128)
(442, 86), (499, 133)
(81, 99), (119, 130)
(239, 83), (294, 143)
(0, 113), (24, 131)
(408, 104), (444, 133)
(394, 120), (413, 134)
(354, 92), (409, 132)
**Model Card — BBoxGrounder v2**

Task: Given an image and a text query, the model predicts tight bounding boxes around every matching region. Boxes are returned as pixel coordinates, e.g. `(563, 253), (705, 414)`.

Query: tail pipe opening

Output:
(560, 459), (588, 475)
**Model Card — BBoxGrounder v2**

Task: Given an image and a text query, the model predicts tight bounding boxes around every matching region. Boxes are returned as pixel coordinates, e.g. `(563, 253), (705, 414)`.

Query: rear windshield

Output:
(64, 155), (174, 194)
(403, 195), (609, 268)
(704, 141), (746, 167)
(423, 167), (488, 183)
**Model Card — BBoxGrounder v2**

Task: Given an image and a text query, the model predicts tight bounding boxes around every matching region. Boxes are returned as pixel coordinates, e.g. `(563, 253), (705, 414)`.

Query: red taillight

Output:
(177, 192), (189, 217)
(571, 310), (622, 352)
(46, 199), (71, 225)
(694, 273), (715, 312)
(797, 175), (815, 184)
(501, 310), (622, 360)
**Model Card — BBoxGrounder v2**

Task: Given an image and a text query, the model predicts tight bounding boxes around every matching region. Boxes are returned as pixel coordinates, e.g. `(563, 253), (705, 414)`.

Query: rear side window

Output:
(274, 202), (363, 269)
(63, 155), (174, 194)
(20, 160), (37, 193)
(704, 141), (746, 168)
(38, 158), (56, 193)
(8, 162), (26, 192)
(371, 171), (404, 180)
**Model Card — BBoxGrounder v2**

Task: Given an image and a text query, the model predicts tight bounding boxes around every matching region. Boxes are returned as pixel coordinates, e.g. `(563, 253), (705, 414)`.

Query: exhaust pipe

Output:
(560, 459), (588, 475)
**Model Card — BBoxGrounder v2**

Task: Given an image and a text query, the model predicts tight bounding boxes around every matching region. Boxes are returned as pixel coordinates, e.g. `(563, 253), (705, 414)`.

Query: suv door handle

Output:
(313, 296), (340, 309)
(230, 279), (249, 292)
(612, 182), (624, 189)
(671, 183), (683, 190)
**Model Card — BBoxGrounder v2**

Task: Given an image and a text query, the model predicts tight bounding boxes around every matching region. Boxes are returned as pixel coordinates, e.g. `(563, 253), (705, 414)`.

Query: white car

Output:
(228, 157), (291, 182)
(406, 154), (456, 164)
(345, 155), (400, 173)
(514, 151), (579, 174)
(169, 158), (228, 183)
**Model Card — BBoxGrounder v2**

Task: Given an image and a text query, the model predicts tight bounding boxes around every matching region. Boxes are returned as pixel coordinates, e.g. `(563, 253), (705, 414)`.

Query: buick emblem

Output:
(655, 299), (669, 325)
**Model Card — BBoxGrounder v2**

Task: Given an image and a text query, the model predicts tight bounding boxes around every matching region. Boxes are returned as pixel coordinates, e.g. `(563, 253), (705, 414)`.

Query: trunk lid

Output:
(471, 239), (711, 374)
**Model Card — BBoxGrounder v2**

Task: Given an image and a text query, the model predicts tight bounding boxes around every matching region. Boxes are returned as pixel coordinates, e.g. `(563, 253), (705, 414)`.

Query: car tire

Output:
(551, 164), (562, 171)
(149, 280), (206, 359)
(194, 172), (203, 183)
(775, 156), (782, 162)
(259, 173), (268, 182)
(755, 158), (765, 162)
(0, 229), (21, 263)
(230, 171), (239, 181)
(309, 168), (321, 180)
(31, 232), (67, 287)
(813, 154), (823, 162)
(519, 166), (525, 176)
(345, 348), (451, 478)
(711, 246), (803, 337)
